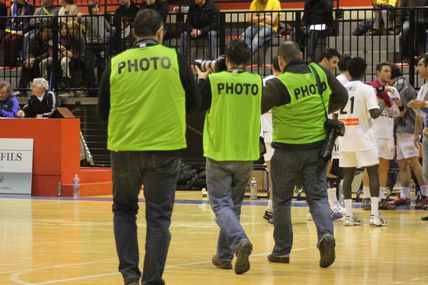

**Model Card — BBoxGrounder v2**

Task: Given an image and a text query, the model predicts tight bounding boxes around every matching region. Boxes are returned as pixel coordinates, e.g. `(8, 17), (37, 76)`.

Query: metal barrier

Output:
(3, 7), (428, 165)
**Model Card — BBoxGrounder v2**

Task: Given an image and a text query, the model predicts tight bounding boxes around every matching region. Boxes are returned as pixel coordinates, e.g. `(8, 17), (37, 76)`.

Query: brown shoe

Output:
(234, 240), (252, 274)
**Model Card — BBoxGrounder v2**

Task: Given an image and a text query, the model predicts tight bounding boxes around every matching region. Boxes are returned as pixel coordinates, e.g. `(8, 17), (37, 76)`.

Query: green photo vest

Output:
(204, 71), (262, 161)
(108, 45), (186, 151)
(272, 63), (331, 144)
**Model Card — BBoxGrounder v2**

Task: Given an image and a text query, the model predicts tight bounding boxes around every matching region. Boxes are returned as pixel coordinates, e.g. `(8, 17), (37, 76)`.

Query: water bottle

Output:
(73, 174), (80, 198)
(57, 182), (62, 197)
(201, 187), (208, 199)
(250, 177), (257, 200)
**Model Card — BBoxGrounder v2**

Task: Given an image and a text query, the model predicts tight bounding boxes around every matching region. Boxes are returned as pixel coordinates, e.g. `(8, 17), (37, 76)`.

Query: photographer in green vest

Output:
(262, 40), (348, 268)
(97, 9), (199, 285)
(196, 39), (262, 274)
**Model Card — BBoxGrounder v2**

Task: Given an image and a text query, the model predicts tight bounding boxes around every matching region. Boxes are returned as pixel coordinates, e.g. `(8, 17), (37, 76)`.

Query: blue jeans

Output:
(179, 30), (218, 60)
(206, 158), (253, 260)
(112, 151), (181, 285)
(242, 25), (276, 55)
(270, 147), (334, 256)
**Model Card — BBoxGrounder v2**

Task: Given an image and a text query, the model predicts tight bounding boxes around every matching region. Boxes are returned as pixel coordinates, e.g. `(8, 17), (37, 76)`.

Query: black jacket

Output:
(23, 91), (56, 118)
(302, 0), (334, 27)
(141, 0), (169, 22)
(185, 0), (219, 35)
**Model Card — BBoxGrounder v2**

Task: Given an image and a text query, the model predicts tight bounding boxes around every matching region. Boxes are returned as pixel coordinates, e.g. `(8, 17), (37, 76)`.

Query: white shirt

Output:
(415, 82), (428, 119)
(372, 86), (401, 140)
(336, 74), (349, 86)
(260, 75), (275, 140)
(338, 81), (379, 152)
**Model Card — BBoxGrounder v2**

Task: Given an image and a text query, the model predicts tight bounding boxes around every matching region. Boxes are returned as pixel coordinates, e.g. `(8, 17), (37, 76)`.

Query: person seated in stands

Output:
(112, 0), (139, 53)
(58, 0), (80, 20)
(0, 81), (19, 118)
(3, 0), (35, 67)
(302, 0), (334, 63)
(82, 1), (114, 92)
(17, 78), (56, 118)
(18, 23), (52, 93)
(22, 0), (58, 62)
(398, 0), (428, 61)
(242, 0), (281, 55)
(63, 20), (86, 88)
(179, 0), (219, 60)
(369, 0), (398, 35)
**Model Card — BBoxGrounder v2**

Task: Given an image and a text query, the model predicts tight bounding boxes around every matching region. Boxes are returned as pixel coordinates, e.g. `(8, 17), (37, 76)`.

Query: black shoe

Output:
(267, 253), (290, 263)
(263, 209), (273, 221)
(212, 255), (232, 269)
(421, 216), (428, 221)
(234, 240), (252, 274)
(318, 234), (336, 268)
(379, 199), (397, 210)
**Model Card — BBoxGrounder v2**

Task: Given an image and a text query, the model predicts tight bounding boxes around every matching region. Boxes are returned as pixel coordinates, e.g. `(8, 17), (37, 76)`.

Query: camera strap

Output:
(308, 64), (328, 120)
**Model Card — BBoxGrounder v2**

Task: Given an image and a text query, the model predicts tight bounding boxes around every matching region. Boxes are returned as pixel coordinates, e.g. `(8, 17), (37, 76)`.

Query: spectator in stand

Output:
(369, 0), (398, 35)
(0, 1), (8, 39)
(179, 0), (219, 60)
(82, 2), (114, 93)
(302, 0), (334, 62)
(113, 0), (139, 53)
(242, 0), (281, 55)
(18, 24), (52, 93)
(3, 0), (35, 67)
(318, 48), (340, 73)
(58, 0), (80, 20)
(390, 63), (428, 209)
(398, 0), (428, 61)
(22, 0), (58, 62)
(0, 81), (19, 118)
(17, 78), (56, 118)
(64, 20), (86, 88)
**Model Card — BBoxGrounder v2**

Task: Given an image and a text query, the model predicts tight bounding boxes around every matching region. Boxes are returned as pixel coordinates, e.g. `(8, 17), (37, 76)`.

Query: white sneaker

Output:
(343, 214), (361, 226)
(369, 215), (388, 227)
(331, 202), (346, 216)
(306, 212), (313, 221)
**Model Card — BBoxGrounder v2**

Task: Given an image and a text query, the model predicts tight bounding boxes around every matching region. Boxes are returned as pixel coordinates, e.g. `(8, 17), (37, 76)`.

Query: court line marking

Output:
(10, 239), (372, 285)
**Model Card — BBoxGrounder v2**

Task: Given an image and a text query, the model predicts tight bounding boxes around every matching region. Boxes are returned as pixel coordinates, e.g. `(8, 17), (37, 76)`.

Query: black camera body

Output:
(194, 55), (226, 73)
(320, 119), (346, 162)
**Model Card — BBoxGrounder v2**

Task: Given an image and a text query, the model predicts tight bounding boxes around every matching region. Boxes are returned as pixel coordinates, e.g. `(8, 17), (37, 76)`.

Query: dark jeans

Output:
(271, 147), (333, 256)
(179, 30), (218, 60)
(18, 63), (41, 91)
(307, 30), (327, 63)
(242, 25), (276, 55)
(206, 158), (253, 260)
(3, 32), (23, 66)
(85, 43), (105, 89)
(112, 151), (181, 285)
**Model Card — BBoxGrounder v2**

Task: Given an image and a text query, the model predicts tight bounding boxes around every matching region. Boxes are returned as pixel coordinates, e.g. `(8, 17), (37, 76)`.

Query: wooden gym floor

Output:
(1, 191), (428, 285)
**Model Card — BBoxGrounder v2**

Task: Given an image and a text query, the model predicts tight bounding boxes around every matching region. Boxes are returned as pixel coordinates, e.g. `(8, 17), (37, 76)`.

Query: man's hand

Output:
(408, 99), (425, 109)
(414, 134), (421, 149)
(191, 29), (201, 38)
(17, 110), (25, 118)
(195, 65), (210, 80)
(36, 114), (43, 118)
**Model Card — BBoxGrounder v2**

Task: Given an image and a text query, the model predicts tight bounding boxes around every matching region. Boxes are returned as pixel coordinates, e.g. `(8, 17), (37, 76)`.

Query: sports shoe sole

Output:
(235, 240), (253, 274)
(319, 235), (336, 268)
(212, 255), (232, 269)
(267, 253), (290, 263)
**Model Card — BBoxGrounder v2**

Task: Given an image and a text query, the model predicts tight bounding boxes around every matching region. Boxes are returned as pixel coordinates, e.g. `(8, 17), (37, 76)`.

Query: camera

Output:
(320, 119), (346, 162)
(194, 55), (226, 73)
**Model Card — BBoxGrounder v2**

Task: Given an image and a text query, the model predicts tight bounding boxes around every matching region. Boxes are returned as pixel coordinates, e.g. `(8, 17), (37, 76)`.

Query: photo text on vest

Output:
(117, 56), (172, 74)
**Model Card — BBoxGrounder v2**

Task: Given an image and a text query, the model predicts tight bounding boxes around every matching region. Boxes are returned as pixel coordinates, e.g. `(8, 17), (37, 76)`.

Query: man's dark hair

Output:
(225, 39), (251, 66)
(390, 64), (402, 79)
(319, 48), (340, 62)
(375, 62), (391, 72)
(133, 9), (163, 38)
(417, 54), (428, 67)
(338, 54), (352, 72)
(277, 41), (300, 65)
(348, 57), (367, 79)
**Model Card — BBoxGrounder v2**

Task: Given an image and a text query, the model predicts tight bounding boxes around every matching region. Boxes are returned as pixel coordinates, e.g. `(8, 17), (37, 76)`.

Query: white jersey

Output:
(336, 74), (349, 86)
(260, 74), (275, 139)
(415, 82), (428, 119)
(338, 81), (379, 152)
(372, 86), (401, 140)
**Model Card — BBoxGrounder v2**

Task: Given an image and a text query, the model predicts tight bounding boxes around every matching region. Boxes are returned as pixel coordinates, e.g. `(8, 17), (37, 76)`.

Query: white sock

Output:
(421, 185), (428, 197)
(345, 199), (353, 217)
(363, 186), (371, 198)
(371, 197), (380, 216)
(327, 188), (337, 208)
(379, 187), (386, 200)
(400, 187), (409, 199)
(267, 198), (272, 212)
